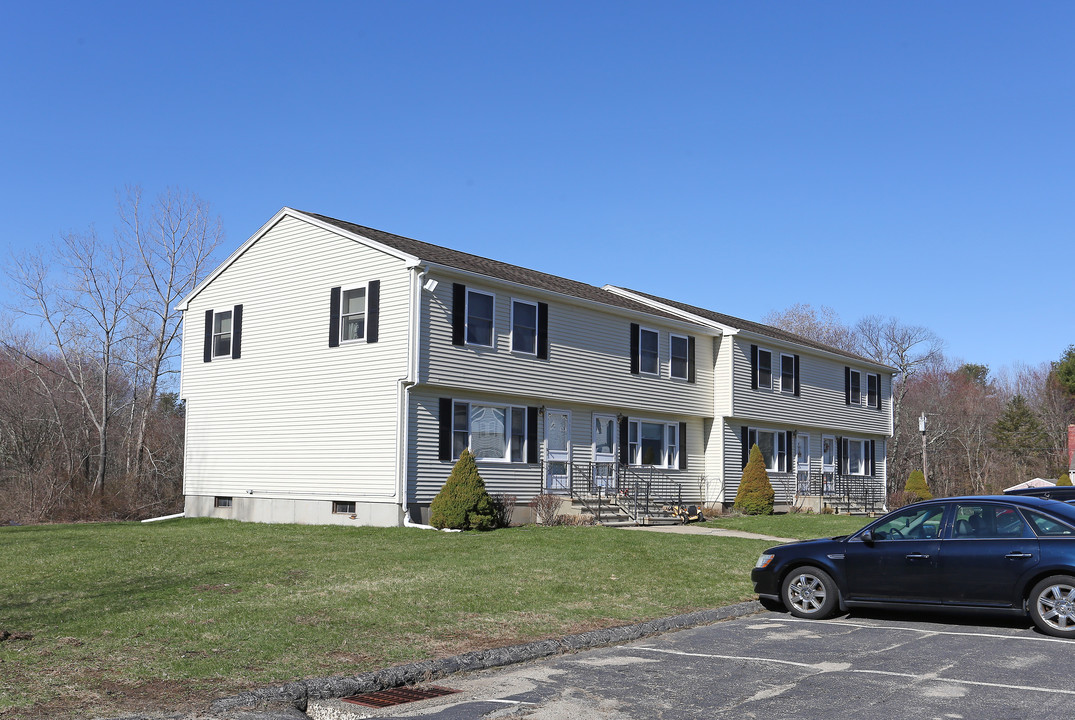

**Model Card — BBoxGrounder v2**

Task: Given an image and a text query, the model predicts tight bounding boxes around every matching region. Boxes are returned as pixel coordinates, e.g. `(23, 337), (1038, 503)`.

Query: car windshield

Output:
(868, 505), (944, 540)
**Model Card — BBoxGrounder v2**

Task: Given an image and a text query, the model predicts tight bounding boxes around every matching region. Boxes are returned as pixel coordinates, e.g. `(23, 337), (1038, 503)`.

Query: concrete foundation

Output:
(184, 495), (403, 527)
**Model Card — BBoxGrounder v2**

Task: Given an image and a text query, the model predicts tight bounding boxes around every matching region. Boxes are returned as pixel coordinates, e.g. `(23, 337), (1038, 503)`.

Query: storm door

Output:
(545, 410), (571, 494)
(796, 434), (811, 496)
(593, 414), (617, 491)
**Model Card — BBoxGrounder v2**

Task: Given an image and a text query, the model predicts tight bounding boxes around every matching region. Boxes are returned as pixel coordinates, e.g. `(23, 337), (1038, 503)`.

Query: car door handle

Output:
(905, 553), (931, 559)
(1005, 552), (1034, 559)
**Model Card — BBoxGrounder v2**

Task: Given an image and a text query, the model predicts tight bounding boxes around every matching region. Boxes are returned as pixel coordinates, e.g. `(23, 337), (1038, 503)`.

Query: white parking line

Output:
(629, 647), (1075, 696)
(776, 617), (1075, 644)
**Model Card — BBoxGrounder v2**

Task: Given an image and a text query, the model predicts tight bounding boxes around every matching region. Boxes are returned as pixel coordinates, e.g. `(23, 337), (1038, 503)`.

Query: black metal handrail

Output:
(539, 460), (688, 524)
(802, 471), (884, 514)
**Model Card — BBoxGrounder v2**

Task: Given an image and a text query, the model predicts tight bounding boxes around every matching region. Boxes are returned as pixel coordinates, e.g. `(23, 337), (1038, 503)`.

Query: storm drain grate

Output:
(341, 685), (460, 708)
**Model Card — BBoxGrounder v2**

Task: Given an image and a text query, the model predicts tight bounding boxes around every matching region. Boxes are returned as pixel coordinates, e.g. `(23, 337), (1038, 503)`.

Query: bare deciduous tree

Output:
(762, 303), (859, 354)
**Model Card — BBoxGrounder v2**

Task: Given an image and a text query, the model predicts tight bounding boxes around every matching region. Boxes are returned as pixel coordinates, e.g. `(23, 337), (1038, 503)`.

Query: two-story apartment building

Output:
(178, 208), (893, 526)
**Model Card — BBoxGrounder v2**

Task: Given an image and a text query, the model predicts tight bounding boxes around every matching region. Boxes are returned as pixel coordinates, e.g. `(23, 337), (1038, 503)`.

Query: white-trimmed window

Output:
(452, 400), (528, 462)
(639, 327), (659, 375)
(628, 418), (678, 467)
(780, 354), (795, 394)
(846, 438), (867, 475)
(756, 348), (772, 390)
(466, 290), (495, 347)
(748, 427), (787, 472)
(213, 310), (232, 357)
(340, 285), (367, 342)
(867, 373), (880, 409)
(849, 369), (861, 405)
(214, 496), (232, 508)
(511, 299), (538, 355)
(670, 334), (689, 380)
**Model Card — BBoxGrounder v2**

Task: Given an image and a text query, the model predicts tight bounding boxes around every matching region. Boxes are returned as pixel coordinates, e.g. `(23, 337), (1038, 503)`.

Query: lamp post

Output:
(919, 413), (929, 490)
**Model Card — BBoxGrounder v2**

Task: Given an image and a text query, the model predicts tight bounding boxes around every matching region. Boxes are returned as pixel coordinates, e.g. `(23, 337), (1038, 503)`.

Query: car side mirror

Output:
(860, 529), (875, 545)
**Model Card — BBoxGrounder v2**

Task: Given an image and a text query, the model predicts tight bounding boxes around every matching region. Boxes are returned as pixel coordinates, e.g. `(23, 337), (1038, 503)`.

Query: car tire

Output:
(781, 566), (838, 619)
(1028, 575), (1075, 639)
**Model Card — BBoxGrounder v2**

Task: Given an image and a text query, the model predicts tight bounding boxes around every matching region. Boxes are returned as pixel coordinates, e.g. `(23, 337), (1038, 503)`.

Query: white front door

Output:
(545, 410), (571, 494)
(593, 414), (617, 489)
(821, 434), (836, 494)
(796, 434), (810, 496)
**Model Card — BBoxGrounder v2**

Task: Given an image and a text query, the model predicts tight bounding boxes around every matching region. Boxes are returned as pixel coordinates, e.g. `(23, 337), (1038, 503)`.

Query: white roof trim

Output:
(603, 286), (732, 335)
(175, 207), (420, 311)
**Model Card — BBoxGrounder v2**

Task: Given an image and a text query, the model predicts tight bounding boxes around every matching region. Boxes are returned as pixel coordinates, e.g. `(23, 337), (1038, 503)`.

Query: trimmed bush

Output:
(905, 470), (933, 501)
(734, 444), (775, 515)
(1058, 473), (1072, 487)
(429, 449), (497, 530)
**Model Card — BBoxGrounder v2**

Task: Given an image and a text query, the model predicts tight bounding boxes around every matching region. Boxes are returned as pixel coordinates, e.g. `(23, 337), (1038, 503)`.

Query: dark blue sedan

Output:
(751, 495), (1075, 638)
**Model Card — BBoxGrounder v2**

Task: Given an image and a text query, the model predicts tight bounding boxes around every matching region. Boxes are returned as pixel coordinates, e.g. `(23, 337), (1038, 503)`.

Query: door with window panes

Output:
(593, 414), (617, 491)
(796, 434), (810, 496)
(545, 410), (571, 494)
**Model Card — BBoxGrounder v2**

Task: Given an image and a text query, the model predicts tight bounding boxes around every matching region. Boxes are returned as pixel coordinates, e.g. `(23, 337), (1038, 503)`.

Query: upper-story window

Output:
(328, 282), (380, 347)
(849, 369), (861, 404)
(511, 299), (537, 354)
(670, 334), (689, 380)
(466, 290), (495, 347)
(203, 305), (243, 362)
(780, 354), (795, 394)
(867, 373), (880, 409)
(340, 286), (366, 342)
(639, 327), (659, 375)
(213, 310), (233, 357)
(756, 348), (772, 389)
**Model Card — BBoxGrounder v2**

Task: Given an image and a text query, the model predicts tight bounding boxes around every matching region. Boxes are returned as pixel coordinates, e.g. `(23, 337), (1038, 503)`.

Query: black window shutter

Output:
(438, 398), (452, 461)
(527, 407), (539, 463)
(875, 374), (883, 411)
(794, 355), (800, 396)
(537, 302), (549, 360)
(838, 437), (847, 474)
(231, 304), (243, 359)
(679, 421), (688, 470)
(741, 426), (749, 469)
(203, 309), (213, 363)
(785, 430), (793, 472)
(451, 283), (466, 346)
(328, 287), (342, 348)
(844, 367), (851, 405)
(366, 280), (380, 343)
(687, 336), (696, 384)
(629, 323), (640, 374)
(750, 344), (758, 389)
(869, 440), (877, 475)
(619, 417), (629, 464)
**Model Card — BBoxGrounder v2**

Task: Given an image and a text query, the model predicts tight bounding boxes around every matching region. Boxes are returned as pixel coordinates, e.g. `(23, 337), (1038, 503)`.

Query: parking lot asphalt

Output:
(309, 609), (1075, 720)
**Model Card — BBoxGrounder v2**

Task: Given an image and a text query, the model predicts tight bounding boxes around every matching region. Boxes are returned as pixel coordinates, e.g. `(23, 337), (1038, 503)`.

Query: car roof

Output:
(905, 494), (1075, 520)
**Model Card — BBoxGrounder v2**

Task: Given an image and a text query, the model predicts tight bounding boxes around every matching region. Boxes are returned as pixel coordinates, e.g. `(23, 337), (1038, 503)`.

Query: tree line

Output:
(764, 304), (1075, 498)
(1, 188), (222, 524)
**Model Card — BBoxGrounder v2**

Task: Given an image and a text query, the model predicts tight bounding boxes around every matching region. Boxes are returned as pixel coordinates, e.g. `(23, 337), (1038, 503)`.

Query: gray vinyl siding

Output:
(181, 215), (410, 500)
(408, 389), (705, 504)
(420, 273), (713, 418)
(731, 337), (891, 436)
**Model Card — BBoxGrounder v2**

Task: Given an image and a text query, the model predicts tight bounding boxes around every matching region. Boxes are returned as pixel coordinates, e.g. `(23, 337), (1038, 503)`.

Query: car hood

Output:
(765, 536), (847, 554)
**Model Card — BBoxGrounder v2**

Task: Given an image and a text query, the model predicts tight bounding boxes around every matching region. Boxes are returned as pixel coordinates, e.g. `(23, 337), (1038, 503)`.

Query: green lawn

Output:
(0, 518), (776, 718)
(700, 512), (873, 539)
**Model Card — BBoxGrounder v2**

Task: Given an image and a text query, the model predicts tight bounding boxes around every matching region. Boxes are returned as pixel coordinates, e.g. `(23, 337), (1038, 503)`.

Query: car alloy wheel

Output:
(781, 567), (837, 619)
(1029, 575), (1075, 638)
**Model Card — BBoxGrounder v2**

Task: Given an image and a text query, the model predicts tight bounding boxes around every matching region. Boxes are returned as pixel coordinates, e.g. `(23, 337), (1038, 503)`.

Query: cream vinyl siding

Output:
(731, 337), (891, 436)
(407, 390), (706, 504)
(181, 215), (410, 500)
(420, 275), (713, 417)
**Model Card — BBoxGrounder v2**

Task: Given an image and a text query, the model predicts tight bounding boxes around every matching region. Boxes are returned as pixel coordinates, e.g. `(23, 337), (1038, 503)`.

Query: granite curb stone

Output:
(200, 600), (762, 718)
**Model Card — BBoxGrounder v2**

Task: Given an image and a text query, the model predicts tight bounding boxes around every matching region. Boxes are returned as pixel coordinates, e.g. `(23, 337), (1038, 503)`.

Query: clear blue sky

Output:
(1, 1), (1071, 375)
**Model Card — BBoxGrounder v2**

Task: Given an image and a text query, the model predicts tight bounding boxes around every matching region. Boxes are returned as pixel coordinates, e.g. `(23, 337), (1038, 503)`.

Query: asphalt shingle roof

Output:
(615, 288), (886, 366)
(300, 211), (687, 323)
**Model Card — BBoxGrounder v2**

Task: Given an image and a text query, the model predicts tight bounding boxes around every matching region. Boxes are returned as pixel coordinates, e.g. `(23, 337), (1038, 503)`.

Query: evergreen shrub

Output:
(734, 444), (775, 515)
(1058, 473), (1072, 487)
(905, 470), (933, 500)
(429, 449), (497, 530)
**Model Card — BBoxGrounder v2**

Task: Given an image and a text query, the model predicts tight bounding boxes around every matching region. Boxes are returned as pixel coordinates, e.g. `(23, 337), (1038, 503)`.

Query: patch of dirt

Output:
(0, 631), (33, 643)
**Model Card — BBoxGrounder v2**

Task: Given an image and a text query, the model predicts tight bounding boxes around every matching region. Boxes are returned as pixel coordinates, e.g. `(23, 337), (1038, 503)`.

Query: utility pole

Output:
(919, 413), (929, 490)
